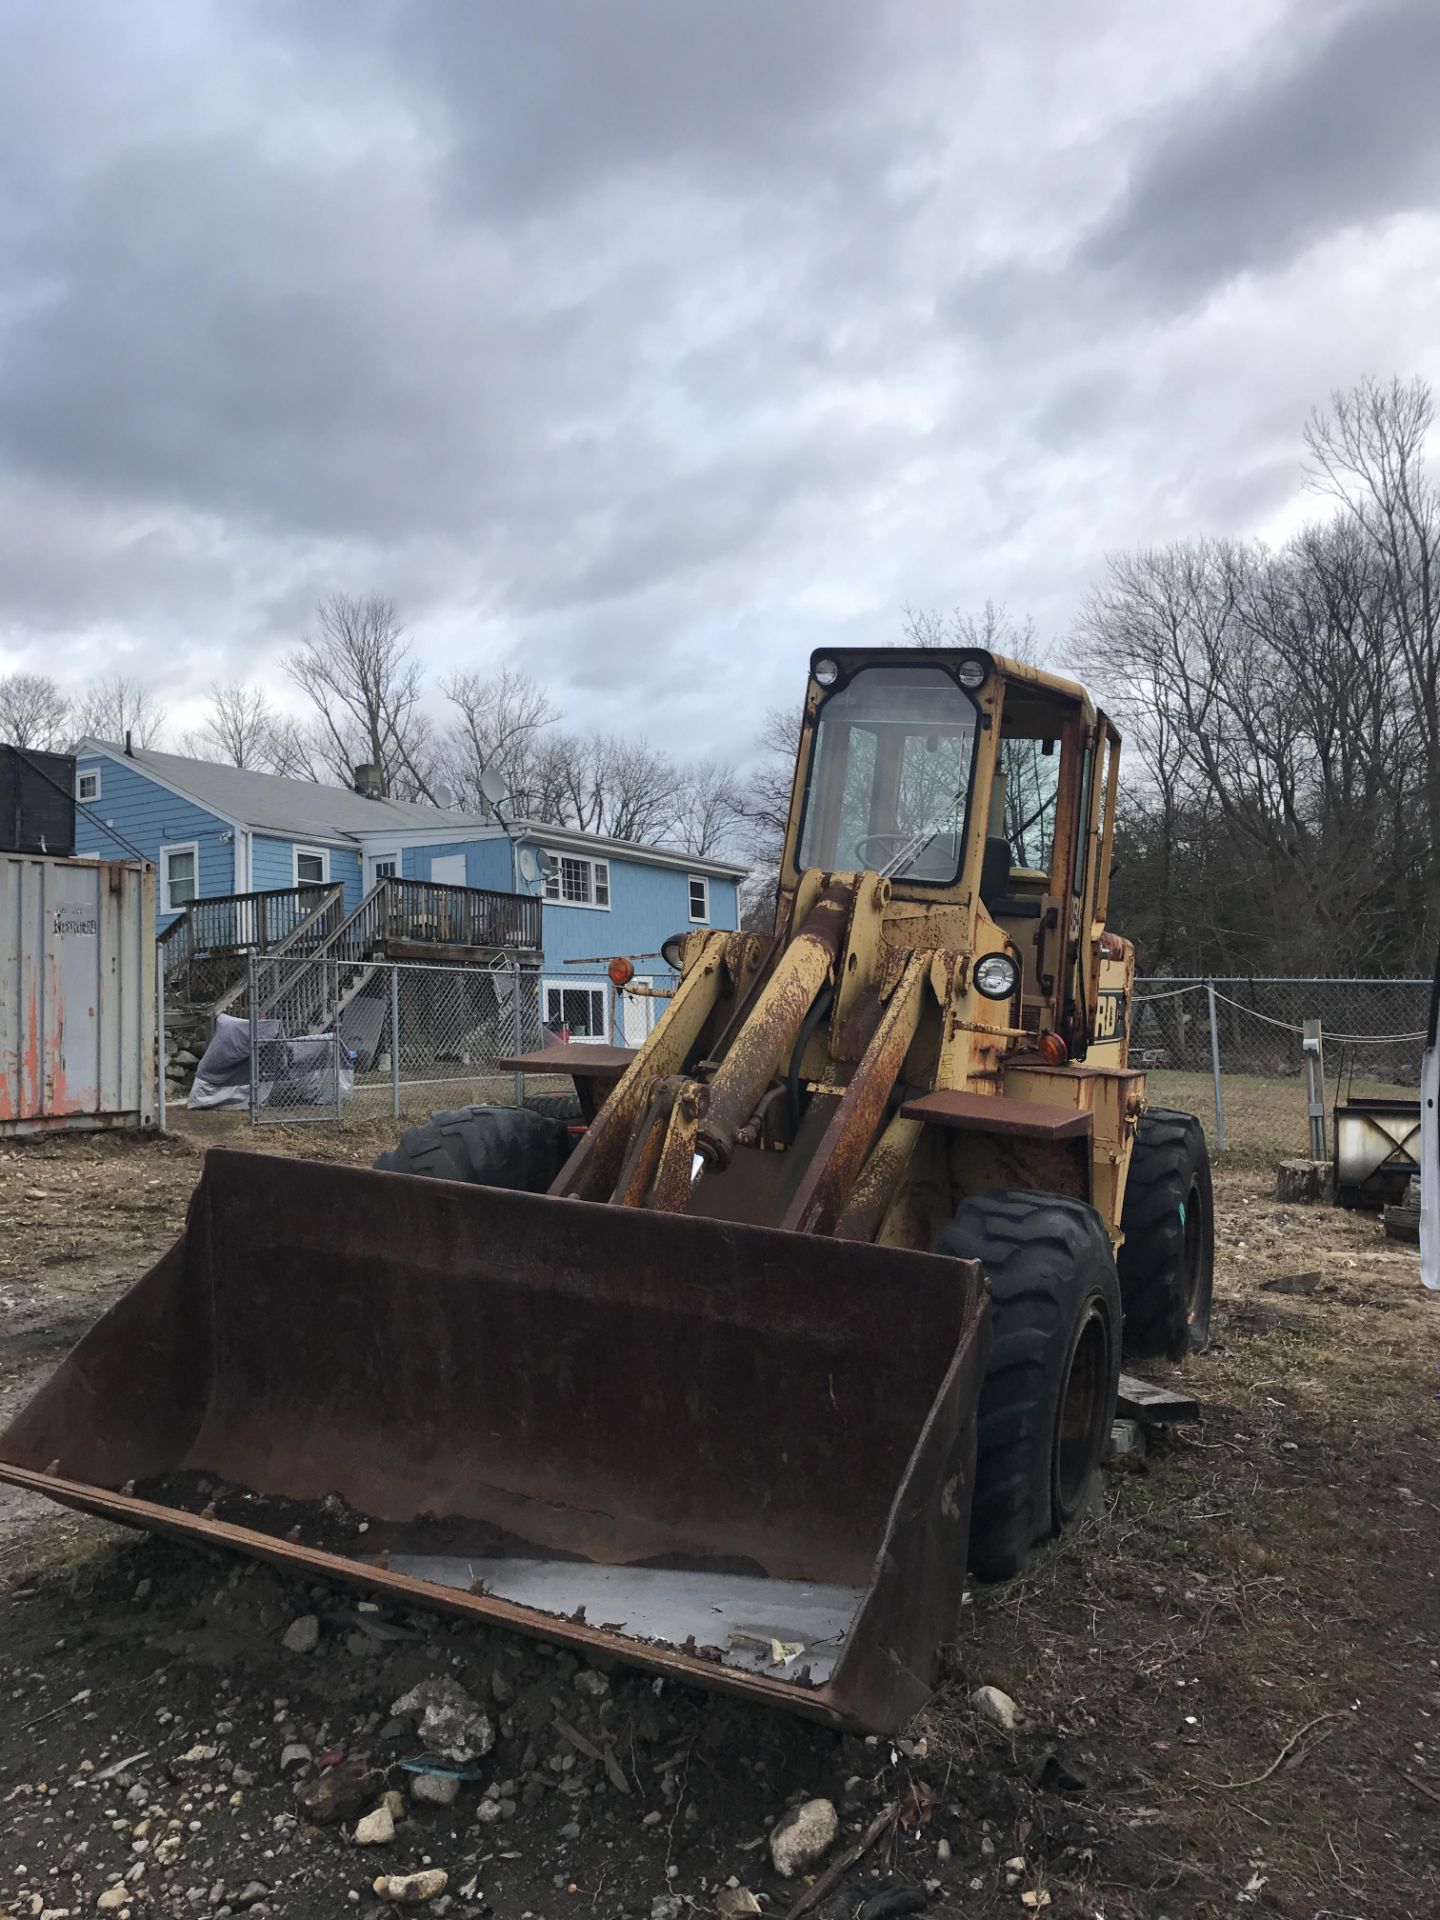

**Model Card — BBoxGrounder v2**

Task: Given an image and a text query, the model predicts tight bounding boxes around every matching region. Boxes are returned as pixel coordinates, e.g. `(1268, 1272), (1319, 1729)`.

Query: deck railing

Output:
(158, 884), (338, 986)
(251, 876), (541, 1026)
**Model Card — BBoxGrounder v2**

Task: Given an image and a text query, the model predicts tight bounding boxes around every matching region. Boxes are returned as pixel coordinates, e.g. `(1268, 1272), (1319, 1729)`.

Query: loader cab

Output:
(782, 647), (1121, 1058)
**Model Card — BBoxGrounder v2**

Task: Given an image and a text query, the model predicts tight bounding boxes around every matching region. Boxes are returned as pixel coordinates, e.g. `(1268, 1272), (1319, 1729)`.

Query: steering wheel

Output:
(852, 832), (912, 867)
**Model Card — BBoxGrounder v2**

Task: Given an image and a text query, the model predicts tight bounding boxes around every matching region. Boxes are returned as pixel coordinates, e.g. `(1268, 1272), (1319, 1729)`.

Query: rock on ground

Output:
(293, 1754), (377, 1825)
(971, 1684), (1021, 1732)
(372, 1868), (448, 1904)
(769, 1798), (839, 1878)
(409, 1770), (460, 1806)
(281, 1613), (320, 1653)
(389, 1676), (494, 1763)
(354, 1804), (396, 1845)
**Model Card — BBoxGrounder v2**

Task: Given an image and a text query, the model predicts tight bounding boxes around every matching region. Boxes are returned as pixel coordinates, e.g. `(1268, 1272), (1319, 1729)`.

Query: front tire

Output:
(373, 1104), (571, 1189)
(937, 1190), (1122, 1582)
(1118, 1108), (1214, 1360)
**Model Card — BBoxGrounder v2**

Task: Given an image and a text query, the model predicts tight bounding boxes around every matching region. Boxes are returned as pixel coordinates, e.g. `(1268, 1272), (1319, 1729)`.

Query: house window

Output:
(543, 852), (610, 909)
(76, 769), (100, 803)
(294, 845), (330, 886)
(688, 875), (710, 923)
(160, 842), (199, 914)
(544, 981), (608, 1042)
(373, 856), (398, 879)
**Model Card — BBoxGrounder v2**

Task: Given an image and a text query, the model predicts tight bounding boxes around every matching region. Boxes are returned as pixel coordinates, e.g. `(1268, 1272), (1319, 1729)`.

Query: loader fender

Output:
(373, 1104), (571, 1188)
(938, 1190), (1121, 1582)
(1117, 1108), (1214, 1360)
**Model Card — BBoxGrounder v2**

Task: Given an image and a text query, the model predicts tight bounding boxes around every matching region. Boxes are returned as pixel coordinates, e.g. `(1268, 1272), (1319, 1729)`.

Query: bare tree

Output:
(672, 758), (745, 858)
(903, 599), (1043, 661)
(1305, 376), (1440, 919)
(71, 674), (166, 748)
(0, 672), (70, 750)
(183, 684), (288, 770)
(439, 668), (559, 811)
(286, 594), (437, 800)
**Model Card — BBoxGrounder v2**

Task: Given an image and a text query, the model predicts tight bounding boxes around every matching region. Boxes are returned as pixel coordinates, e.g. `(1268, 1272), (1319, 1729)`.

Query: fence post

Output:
(155, 937), (167, 1134)
(1303, 1017), (1326, 1161)
(333, 957), (343, 1125)
(1206, 979), (1227, 1152)
(390, 964), (402, 1120)
(511, 955), (524, 1108)
(248, 950), (259, 1126)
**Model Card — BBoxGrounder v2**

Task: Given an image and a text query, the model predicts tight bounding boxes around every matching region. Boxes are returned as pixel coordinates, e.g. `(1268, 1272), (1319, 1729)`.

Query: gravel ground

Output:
(2, 1115), (1439, 1920)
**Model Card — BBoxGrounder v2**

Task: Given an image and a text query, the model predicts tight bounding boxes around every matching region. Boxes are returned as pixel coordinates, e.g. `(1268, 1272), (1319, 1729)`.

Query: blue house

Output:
(72, 738), (745, 1043)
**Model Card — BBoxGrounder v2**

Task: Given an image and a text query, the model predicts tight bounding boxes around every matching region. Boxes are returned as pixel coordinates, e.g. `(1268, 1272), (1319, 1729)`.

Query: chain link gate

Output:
(246, 950), (544, 1124)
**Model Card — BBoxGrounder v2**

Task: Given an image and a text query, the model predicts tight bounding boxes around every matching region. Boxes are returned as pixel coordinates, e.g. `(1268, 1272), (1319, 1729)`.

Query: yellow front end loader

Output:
(0, 646), (1213, 1731)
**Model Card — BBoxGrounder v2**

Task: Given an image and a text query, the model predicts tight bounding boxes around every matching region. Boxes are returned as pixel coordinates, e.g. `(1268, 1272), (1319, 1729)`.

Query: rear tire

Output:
(373, 1105), (570, 1190)
(1118, 1108), (1214, 1360)
(937, 1190), (1122, 1582)
(520, 1091), (584, 1124)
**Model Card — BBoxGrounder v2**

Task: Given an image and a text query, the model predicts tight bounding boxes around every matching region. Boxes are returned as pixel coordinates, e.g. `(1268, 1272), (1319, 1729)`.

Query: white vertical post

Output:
(1303, 1017), (1326, 1161)
(1206, 980), (1226, 1152)
(155, 936), (167, 1133)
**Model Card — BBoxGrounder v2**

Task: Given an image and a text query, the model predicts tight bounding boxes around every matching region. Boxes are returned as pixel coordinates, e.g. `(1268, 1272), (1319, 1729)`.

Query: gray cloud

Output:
(0, 0), (1436, 769)
(1083, 0), (1440, 298)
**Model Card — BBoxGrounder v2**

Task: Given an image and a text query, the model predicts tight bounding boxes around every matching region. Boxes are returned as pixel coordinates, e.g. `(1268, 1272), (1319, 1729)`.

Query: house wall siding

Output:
(401, 840), (512, 891)
(251, 835), (364, 913)
(520, 844), (741, 1043)
(72, 754), (236, 922)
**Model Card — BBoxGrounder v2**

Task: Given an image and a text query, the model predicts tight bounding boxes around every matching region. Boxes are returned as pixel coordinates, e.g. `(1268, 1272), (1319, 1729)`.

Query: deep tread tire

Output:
(1118, 1108), (1214, 1360)
(938, 1190), (1122, 1583)
(373, 1105), (570, 1190)
(522, 1092), (584, 1124)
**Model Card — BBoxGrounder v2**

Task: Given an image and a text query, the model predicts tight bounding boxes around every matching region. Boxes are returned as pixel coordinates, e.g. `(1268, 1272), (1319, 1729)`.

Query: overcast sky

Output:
(2, 0), (1438, 763)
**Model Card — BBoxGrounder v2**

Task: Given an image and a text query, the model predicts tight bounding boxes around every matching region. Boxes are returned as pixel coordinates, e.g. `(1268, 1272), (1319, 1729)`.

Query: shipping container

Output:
(1, 851), (157, 1137)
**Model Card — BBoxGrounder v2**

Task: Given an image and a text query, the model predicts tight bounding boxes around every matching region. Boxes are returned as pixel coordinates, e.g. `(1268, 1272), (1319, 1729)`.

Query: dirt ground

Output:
(2, 1107), (1438, 1920)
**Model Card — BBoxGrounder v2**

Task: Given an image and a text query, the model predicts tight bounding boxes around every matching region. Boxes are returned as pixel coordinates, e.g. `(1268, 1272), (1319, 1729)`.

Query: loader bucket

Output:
(0, 1149), (987, 1730)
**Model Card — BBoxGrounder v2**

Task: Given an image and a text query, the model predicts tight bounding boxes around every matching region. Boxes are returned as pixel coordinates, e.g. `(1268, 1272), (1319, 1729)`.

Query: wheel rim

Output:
(1182, 1176), (1206, 1325)
(1053, 1301), (1111, 1524)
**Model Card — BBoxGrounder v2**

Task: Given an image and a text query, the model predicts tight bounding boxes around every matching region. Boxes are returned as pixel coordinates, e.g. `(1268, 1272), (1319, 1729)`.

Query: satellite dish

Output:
(480, 767), (509, 808)
(518, 847), (539, 883)
(432, 782), (455, 808)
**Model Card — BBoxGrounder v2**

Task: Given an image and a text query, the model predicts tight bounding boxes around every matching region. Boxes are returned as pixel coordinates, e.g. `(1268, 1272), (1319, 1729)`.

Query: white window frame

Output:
(76, 768), (101, 803)
(366, 848), (401, 889)
(160, 841), (200, 915)
(542, 977), (609, 1044)
(543, 851), (611, 911)
(293, 844), (331, 887)
(688, 874), (710, 923)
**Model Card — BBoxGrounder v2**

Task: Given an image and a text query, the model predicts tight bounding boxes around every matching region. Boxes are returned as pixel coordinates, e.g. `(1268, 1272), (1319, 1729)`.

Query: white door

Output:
(618, 977), (658, 1045)
(543, 979), (609, 1044)
(429, 854), (467, 887)
(365, 850), (401, 891)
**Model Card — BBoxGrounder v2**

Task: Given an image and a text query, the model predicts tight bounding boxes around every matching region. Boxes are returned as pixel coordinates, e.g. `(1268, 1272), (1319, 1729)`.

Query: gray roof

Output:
(81, 739), (493, 841)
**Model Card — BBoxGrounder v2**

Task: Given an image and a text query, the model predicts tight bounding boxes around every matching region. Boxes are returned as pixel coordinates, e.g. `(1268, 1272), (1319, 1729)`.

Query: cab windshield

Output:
(796, 665), (980, 883)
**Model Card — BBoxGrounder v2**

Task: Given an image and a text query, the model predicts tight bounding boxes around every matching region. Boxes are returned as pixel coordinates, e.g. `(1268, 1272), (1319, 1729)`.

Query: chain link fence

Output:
(246, 951), (546, 1123)
(236, 952), (1428, 1159)
(1132, 976), (1430, 1158)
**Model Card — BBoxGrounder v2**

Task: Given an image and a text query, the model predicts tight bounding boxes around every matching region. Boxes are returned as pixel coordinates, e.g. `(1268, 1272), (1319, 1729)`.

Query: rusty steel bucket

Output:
(0, 1149), (987, 1730)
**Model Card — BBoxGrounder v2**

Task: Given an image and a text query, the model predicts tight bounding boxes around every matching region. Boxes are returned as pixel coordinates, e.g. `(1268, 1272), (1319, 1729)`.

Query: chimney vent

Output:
(352, 762), (384, 798)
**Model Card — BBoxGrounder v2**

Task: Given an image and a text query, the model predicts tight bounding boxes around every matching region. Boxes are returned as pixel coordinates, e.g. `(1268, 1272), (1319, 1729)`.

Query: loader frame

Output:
(517, 646), (1144, 1254)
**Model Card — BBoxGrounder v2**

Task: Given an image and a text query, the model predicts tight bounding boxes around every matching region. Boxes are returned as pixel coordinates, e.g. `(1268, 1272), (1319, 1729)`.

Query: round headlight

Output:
(813, 657), (839, 686)
(956, 657), (987, 689)
(974, 952), (1019, 1000)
